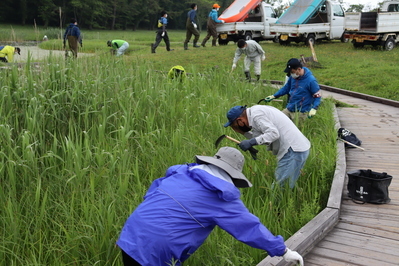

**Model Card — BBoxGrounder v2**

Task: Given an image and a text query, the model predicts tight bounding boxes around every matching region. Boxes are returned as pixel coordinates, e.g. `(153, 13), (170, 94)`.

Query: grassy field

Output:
(0, 25), (391, 265)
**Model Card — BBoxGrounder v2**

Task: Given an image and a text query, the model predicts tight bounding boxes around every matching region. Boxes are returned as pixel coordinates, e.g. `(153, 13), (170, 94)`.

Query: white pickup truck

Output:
(216, 1), (278, 45)
(344, 1), (399, 51)
(270, 0), (347, 45)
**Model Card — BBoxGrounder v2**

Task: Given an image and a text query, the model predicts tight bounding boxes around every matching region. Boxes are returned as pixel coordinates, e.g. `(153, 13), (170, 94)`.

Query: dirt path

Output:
(14, 46), (92, 62)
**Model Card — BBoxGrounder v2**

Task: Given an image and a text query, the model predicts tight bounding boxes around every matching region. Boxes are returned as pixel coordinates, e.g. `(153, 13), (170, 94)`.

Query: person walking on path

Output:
(107, 40), (129, 56)
(63, 18), (82, 58)
(231, 39), (266, 81)
(184, 3), (201, 50)
(116, 146), (304, 266)
(200, 3), (225, 47)
(0, 45), (20, 62)
(151, 11), (174, 53)
(224, 105), (310, 189)
(262, 58), (322, 120)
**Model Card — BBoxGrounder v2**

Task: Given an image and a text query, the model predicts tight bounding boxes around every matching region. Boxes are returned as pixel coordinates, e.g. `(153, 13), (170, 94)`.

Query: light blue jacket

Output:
(117, 163), (286, 266)
(209, 9), (223, 23)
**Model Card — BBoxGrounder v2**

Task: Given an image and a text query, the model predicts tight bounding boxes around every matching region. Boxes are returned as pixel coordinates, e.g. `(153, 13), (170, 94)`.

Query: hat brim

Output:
(284, 67), (290, 73)
(224, 121), (232, 127)
(195, 155), (252, 187)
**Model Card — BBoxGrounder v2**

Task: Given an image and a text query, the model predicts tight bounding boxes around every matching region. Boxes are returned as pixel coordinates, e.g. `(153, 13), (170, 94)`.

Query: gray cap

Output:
(195, 147), (252, 188)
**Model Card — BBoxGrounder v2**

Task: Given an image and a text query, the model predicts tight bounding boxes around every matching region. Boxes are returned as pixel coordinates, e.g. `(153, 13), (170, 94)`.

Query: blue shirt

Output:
(274, 67), (321, 112)
(188, 9), (197, 23)
(116, 163), (286, 266)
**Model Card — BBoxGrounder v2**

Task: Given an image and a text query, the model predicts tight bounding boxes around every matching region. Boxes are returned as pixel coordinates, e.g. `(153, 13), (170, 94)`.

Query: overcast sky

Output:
(341, 0), (378, 11)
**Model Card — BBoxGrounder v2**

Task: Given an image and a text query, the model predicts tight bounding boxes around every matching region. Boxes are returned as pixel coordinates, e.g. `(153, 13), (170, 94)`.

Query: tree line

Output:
(2, 0), (381, 31)
(2, 0), (288, 30)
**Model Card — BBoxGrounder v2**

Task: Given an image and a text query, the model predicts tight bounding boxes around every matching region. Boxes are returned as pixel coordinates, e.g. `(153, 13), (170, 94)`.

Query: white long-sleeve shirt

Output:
(232, 40), (265, 64)
(244, 105), (310, 160)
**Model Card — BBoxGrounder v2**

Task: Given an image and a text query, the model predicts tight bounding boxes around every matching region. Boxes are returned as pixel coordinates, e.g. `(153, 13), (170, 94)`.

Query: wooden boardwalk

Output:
(304, 90), (399, 266)
(258, 88), (399, 266)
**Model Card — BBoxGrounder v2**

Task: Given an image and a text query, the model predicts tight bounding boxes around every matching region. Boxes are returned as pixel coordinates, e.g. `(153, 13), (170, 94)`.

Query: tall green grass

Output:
(0, 50), (337, 265)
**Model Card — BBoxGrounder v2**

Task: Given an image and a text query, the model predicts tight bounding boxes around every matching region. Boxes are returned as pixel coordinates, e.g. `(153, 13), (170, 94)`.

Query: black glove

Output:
(80, 42), (83, 48)
(238, 138), (258, 151)
(63, 40), (66, 49)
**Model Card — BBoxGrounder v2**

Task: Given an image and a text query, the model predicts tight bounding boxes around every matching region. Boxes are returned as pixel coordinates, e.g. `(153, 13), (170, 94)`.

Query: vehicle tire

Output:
(353, 41), (364, 48)
(306, 34), (316, 46)
(279, 39), (290, 46)
(384, 37), (395, 51)
(340, 34), (349, 43)
(273, 36), (279, 43)
(244, 32), (253, 41)
(218, 39), (229, 45)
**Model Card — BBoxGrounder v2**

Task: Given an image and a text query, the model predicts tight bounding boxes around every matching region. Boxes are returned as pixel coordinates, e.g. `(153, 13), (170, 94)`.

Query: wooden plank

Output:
(316, 238), (399, 261)
(327, 228), (399, 251)
(307, 246), (397, 266)
(257, 208), (339, 266)
(335, 222), (399, 240)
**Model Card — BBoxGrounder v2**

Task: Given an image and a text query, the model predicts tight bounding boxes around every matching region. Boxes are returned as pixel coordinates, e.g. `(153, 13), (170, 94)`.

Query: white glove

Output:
(283, 248), (304, 266)
(192, 22), (197, 29)
(161, 32), (165, 37)
(221, 20), (225, 23)
(262, 54), (266, 61)
(231, 64), (236, 71)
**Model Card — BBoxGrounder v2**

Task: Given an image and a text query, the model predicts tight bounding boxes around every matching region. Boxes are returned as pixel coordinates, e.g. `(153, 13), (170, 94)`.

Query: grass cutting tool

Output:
(338, 138), (365, 151)
(215, 134), (258, 160)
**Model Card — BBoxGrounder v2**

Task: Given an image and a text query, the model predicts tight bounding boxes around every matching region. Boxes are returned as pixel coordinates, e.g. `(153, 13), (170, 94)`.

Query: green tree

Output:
(346, 4), (364, 12)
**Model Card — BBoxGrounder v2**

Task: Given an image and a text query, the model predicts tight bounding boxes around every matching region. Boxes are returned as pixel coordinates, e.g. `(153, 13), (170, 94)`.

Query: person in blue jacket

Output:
(151, 11), (174, 53)
(63, 18), (82, 58)
(263, 58), (322, 121)
(116, 147), (304, 266)
(200, 3), (225, 47)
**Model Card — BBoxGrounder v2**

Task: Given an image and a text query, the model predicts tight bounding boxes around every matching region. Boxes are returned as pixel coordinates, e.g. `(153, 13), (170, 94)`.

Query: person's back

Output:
(245, 105), (310, 160)
(117, 163), (244, 265)
(0, 45), (20, 62)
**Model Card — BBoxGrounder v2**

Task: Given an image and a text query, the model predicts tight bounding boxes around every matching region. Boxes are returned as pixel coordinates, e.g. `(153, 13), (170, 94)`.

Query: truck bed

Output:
(276, 0), (325, 24)
(218, 0), (261, 23)
(217, 21), (267, 32)
(270, 22), (330, 34)
(345, 12), (399, 33)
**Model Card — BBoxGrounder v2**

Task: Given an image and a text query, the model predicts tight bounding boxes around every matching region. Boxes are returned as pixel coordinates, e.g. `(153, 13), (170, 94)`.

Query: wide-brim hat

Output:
(195, 147), (252, 188)
(213, 3), (221, 8)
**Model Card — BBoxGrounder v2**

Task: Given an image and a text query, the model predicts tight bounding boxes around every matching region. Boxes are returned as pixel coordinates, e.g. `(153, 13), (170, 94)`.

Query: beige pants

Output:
(282, 108), (308, 122)
(244, 56), (261, 75)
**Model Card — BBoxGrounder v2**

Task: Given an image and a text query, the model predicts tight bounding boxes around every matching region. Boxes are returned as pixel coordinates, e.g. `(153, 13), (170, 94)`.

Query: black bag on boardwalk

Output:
(347, 169), (392, 204)
(338, 128), (362, 148)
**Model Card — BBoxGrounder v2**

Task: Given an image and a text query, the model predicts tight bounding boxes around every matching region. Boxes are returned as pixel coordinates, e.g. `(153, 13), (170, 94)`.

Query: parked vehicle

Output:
(270, 0), (347, 45)
(216, 0), (278, 45)
(344, 1), (399, 51)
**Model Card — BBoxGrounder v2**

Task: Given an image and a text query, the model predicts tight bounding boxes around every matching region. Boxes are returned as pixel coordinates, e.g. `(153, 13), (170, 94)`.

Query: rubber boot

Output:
(212, 39), (217, 47)
(256, 75), (260, 81)
(193, 42), (200, 48)
(184, 43), (189, 50)
(245, 71), (251, 81)
(201, 40), (206, 47)
(151, 43), (155, 54)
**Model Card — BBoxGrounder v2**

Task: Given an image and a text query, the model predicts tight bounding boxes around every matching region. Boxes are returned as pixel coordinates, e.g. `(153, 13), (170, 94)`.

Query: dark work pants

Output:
(67, 35), (78, 58)
(121, 249), (141, 266)
(153, 30), (171, 51)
